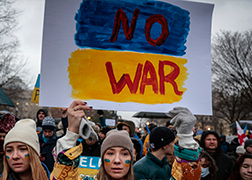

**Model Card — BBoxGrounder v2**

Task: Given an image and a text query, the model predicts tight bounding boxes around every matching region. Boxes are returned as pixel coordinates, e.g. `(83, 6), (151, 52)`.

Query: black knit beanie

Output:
(150, 127), (175, 149)
(245, 139), (252, 149)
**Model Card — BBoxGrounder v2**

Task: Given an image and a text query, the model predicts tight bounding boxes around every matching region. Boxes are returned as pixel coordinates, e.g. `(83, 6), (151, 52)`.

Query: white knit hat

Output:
(4, 119), (40, 155)
(236, 145), (246, 154)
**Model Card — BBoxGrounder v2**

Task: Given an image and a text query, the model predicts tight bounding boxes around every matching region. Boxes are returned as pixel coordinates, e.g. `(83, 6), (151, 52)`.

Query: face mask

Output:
(201, 167), (210, 178)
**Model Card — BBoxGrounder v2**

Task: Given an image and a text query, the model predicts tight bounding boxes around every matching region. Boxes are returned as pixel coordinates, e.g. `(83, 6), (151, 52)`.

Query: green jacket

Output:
(133, 151), (171, 180)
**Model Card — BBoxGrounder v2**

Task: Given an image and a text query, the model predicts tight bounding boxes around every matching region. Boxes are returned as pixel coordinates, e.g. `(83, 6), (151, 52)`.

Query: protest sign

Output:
(79, 156), (101, 179)
(40, 0), (214, 114)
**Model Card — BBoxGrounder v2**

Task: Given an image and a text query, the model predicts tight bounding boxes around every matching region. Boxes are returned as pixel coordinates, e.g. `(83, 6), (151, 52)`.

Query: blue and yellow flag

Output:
(31, 74), (40, 103)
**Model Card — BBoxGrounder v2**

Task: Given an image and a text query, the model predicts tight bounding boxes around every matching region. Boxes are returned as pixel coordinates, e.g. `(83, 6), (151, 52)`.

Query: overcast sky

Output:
(12, 0), (252, 125)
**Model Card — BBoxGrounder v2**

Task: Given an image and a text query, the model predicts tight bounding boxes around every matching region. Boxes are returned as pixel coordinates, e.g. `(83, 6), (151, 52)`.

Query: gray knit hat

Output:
(4, 119), (40, 155)
(42, 116), (56, 130)
(101, 129), (134, 159)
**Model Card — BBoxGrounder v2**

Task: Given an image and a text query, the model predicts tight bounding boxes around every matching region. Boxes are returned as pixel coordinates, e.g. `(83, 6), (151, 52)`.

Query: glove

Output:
(79, 117), (98, 141)
(170, 107), (196, 135)
(170, 107), (198, 149)
(97, 110), (104, 115)
(89, 130), (99, 142)
(79, 117), (92, 139)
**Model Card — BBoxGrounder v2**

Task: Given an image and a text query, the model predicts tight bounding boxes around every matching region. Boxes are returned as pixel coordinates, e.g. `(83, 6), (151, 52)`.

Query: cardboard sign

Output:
(105, 119), (116, 127)
(40, 0), (214, 115)
(79, 156), (101, 179)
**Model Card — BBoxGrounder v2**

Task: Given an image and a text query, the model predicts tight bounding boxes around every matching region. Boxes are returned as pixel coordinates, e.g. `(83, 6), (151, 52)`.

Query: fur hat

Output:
(42, 116), (56, 130)
(4, 119), (40, 155)
(150, 127), (175, 149)
(0, 113), (15, 133)
(101, 129), (134, 159)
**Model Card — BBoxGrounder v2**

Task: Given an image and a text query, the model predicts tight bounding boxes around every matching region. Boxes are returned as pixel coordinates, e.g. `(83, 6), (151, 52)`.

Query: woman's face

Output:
(240, 158), (252, 180)
(200, 157), (210, 168)
(5, 142), (30, 174)
(103, 147), (131, 180)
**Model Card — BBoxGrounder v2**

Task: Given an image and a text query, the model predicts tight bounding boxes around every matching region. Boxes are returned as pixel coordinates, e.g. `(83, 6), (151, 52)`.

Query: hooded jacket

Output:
(200, 130), (233, 180)
(38, 130), (57, 172)
(36, 109), (48, 131)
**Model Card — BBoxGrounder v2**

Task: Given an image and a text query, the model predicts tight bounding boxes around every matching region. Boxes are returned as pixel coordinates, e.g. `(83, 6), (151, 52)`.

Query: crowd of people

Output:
(0, 101), (252, 180)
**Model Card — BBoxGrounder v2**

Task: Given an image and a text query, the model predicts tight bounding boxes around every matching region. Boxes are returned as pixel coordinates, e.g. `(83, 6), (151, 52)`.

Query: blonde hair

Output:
(1, 145), (48, 180)
(97, 155), (135, 180)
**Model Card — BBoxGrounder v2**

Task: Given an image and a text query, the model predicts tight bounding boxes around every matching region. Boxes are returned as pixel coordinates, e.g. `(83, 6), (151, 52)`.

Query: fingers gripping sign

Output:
(169, 107), (196, 135)
(67, 101), (92, 134)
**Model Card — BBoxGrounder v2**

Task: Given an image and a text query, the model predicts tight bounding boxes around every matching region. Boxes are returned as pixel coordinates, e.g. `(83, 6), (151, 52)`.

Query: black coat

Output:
(38, 131), (57, 172)
(78, 138), (101, 157)
(209, 150), (233, 180)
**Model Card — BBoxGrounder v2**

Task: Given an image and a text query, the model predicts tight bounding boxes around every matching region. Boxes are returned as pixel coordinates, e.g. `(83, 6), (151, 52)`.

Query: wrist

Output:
(177, 132), (199, 149)
(68, 127), (79, 134)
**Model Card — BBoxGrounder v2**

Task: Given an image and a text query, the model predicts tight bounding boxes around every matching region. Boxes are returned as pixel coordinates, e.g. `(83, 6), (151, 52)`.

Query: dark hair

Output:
(228, 153), (252, 180)
(200, 151), (217, 180)
(166, 120), (172, 127)
(148, 124), (157, 132)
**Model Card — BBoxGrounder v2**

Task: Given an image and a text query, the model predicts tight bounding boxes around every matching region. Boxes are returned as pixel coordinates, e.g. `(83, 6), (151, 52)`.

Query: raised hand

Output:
(169, 107), (196, 135)
(67, 101), (92, 134)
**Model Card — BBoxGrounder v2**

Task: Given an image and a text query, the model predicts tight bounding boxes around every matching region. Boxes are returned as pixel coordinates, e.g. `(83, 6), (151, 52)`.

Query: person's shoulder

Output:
(220, 151), (233, 163)
(133, 156), (149, 168)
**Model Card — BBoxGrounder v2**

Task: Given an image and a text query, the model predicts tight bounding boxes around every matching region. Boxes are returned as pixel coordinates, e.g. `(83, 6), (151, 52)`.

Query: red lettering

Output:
(159, 60), (183, 96)
(105, 61), (143, 94)
(140, 60), (158, 94)
(106, 61), (183, 96)
(145, 14), (169, 46)
(110, 8), (140, 42)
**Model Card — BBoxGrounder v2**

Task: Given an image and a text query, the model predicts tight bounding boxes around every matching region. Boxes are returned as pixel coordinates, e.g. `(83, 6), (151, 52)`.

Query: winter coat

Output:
(220, 135), (230, 154)
(78, 138), (101, 157)
(38, 131), (57, 172)
(200, 131), (233, 180)
(133, 151), (171, 180)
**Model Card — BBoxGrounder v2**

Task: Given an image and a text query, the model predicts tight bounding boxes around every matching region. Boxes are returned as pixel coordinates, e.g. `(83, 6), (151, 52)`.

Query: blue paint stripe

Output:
(74, 0), (190, 56)
(35, 74), (40, 88)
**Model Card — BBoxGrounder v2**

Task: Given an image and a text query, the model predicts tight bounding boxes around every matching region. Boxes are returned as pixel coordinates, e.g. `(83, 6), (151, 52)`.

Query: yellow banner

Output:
(68, 49), (188, 104)
(31, 87), (40, 103)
